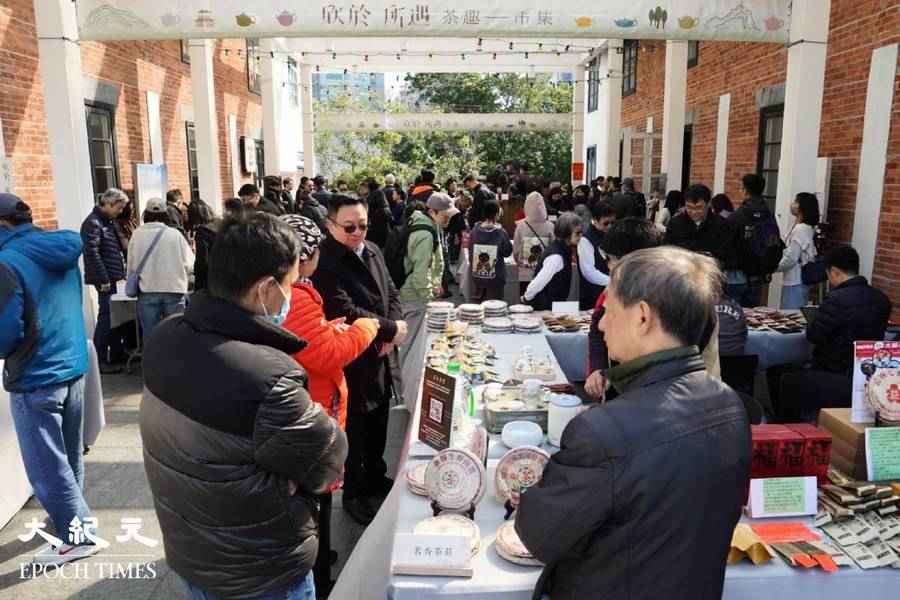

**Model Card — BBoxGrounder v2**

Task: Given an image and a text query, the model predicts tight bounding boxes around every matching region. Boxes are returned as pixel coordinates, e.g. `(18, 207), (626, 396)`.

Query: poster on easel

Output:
(851, 341), (900, 423)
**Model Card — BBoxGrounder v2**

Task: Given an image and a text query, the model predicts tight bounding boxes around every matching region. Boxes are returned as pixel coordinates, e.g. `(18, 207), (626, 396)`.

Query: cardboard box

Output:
(817, 408), (870, 481)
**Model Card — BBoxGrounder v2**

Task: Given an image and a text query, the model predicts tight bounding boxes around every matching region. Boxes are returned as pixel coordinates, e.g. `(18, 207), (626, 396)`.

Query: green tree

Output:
(405, 73), (573, 182)
(314, 73), (573, 186)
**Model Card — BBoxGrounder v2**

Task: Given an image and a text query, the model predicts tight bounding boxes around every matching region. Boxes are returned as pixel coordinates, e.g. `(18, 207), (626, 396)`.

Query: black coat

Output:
(807, 276), (892, 374)
(516, 351), (750, 600)
(140, 291), (348, 599)
(79, 206), (125, 286)
(365, 188), (394, 249)
(311, 236), (402, 410)
(257, 195), (284, 216)
(296, 195), (328, 233)
(664, 212), (738, 269)
(192, 221), (219, 292)
(611, 191), (646, 220)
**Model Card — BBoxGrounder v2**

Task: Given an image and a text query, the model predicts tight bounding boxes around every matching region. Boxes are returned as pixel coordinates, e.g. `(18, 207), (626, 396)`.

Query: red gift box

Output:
(751, 425), (791, 479)
(788, 423), (832, 485)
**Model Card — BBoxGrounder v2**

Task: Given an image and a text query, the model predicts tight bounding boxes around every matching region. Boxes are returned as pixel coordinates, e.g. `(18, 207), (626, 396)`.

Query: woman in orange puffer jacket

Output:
(279, 215), (379, 595)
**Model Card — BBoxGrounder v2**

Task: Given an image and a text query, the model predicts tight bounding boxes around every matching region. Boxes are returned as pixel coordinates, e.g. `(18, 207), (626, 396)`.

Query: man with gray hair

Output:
(516, 246), (750, 600)
(80, 188), (128, 372)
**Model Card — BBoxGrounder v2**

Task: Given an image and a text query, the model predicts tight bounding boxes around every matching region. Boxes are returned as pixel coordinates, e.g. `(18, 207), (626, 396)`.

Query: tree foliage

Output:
(314, 73), (573, 187)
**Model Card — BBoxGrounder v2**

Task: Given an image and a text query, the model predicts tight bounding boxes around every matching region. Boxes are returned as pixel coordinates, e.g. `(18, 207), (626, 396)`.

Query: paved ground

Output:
(0, 368), (403, 600)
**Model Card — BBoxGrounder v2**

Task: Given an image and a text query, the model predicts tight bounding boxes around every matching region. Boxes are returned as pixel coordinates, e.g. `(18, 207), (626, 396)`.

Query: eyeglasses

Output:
(328, 217), (369, 234)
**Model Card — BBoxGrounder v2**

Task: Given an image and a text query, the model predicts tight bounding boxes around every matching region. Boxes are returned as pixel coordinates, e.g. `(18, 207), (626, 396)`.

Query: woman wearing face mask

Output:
(278, 214), (380, 596)
(776, 192), (820, 309)
(521, 212), (582, 311)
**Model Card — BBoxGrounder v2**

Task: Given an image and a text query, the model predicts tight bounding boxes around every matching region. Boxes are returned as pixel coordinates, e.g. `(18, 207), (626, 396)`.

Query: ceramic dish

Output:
(501, 421), (544, 449)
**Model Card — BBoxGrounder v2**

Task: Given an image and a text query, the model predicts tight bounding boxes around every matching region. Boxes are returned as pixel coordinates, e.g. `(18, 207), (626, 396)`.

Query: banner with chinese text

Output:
(75, 1), (791, 44)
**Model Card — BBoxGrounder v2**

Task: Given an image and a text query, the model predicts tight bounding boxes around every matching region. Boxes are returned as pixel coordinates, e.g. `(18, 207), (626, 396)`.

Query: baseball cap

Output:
(144, 197), (167, 214)
(426, 193), (454, 213)
(0, 193), (29, 218)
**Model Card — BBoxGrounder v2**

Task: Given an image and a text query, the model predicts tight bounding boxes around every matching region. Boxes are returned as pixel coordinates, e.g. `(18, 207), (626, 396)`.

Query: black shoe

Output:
(343, 496), (375, 525)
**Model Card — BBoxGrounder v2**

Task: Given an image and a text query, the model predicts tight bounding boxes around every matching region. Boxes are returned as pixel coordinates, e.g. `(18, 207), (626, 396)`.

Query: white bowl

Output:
(501, 421), (544, 449)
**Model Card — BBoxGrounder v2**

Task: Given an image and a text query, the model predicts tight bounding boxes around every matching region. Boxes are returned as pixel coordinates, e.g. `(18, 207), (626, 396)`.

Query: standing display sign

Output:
(74, 1), (791, 44)
(852, 341), (900, 423)
(418, 367), (458, 452)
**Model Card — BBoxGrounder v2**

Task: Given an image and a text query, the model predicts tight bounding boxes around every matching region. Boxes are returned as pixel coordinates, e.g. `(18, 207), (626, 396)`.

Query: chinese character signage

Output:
(418, 367), (457, 452)
(75, 1), (791, 44)
(316, 112), (572, 133)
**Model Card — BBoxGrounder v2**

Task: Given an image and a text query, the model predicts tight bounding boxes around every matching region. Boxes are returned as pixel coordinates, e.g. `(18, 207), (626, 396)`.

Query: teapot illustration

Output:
(235, 13), (256, 28)
(765, 16), (785, 31)
(614, 18), (637, 28)
(195, 10), (215, 29)
(678, 16), (699, 29)
(575, 16), (593, 28)
(276, 10), (296, 27)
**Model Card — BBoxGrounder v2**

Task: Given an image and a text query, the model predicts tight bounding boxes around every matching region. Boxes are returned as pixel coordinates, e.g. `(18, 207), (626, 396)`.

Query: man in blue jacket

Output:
(0, 193), (98, 566)
(80, 188), (127, 372)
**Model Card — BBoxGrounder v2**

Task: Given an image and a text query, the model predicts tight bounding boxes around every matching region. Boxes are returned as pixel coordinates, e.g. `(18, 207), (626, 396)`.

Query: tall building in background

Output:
(313, 72), (387, 105)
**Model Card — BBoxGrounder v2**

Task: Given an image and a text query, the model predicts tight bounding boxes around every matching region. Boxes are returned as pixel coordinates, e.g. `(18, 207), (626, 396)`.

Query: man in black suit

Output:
(311, 194), (408, 525)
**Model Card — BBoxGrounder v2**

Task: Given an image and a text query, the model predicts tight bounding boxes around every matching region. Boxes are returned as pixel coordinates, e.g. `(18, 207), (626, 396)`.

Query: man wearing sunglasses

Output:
(312, 195), (408, 525)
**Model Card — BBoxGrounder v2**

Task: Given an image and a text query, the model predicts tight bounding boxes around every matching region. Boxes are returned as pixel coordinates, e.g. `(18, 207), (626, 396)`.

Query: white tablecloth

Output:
(330, 330), (898, 600)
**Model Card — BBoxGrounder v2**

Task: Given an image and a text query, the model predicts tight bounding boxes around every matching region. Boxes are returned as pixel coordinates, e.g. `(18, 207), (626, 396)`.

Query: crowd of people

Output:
(0, 155), (894, 600)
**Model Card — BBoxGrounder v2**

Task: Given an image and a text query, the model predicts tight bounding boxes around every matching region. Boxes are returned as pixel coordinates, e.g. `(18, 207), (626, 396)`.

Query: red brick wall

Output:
(619, 0), (900, 315)
(0, 0), (261, 229)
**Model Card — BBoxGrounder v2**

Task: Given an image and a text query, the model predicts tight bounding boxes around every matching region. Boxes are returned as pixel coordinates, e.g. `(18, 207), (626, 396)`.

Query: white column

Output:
(603, 42), (624, 177)
(300, 63), (316, 177)
(572, 64), (586, 185)
(188, 39), (222, 214)
(852, 43), (899, 280)
(769, 0), (831, 306)
(146, 91), (164, 165)
(713, 94), (732, 195)
(621, 127), (634, 178)
(34, 0), (94, 231)
(227, 114), (241, 196)
(642, 118), (654, 194)
(661, 40), (688, 194)
(260, 39), (282, 177)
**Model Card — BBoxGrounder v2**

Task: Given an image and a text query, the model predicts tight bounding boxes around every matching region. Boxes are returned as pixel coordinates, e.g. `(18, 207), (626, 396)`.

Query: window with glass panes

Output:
(185, 122), (200, 203)
(622, 41), (638, 97)
(247, 39), (261, 94)
(287, 58), (299, 107)
(586, 146), (597, 182)
(757, 105), (784, 210)
(85, 103), (120, 203)
(688, 41), (699, 68)
(587, 58), (599, 112)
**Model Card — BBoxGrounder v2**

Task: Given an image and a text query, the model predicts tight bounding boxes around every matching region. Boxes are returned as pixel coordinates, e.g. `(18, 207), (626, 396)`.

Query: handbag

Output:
(125, 227), (167, 298)
(801, 259), (827, 285)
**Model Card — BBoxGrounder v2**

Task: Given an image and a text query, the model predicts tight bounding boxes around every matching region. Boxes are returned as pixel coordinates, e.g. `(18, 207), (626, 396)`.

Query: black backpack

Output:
(740, 210), (785, 277)
(384, 219), (439, 289)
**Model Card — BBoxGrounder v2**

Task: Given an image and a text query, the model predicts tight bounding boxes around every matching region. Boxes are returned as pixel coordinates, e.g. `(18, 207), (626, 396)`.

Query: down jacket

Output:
(141, 290), (348, 599)
(516, 349), (750, 600)
(79, 206), (125, 286)
(283, 280), (379, 430)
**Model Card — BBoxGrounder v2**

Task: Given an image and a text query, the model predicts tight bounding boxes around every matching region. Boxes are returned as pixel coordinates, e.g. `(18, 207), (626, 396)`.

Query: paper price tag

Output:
(748, 477), (817, 518)
(391, 533), (472, 578)
(865, 427), (900, 481)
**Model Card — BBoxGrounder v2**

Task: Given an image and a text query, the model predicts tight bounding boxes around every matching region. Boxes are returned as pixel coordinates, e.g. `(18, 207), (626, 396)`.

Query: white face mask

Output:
(260, 279), (290, 326)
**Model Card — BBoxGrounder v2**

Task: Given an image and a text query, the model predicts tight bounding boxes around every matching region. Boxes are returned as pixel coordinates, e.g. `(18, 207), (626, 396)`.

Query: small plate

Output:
(495, 521), (542, 566)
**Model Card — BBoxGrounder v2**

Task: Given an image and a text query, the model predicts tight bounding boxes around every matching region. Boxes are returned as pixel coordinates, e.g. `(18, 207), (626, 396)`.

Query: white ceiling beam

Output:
(276, 37), (603, 54)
